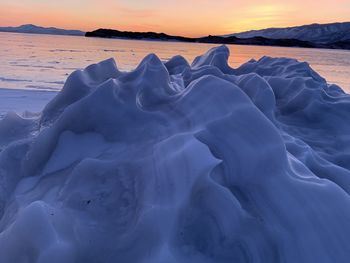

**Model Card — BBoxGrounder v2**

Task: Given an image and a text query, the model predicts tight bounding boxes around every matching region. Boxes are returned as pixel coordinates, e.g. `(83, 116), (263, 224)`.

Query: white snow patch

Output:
(0, 45), (350, 262)
(44, 131), (109, 174)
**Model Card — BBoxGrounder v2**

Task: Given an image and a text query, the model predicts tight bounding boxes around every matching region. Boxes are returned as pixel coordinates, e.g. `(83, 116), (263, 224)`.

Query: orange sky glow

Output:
(0, 0), (349, 37)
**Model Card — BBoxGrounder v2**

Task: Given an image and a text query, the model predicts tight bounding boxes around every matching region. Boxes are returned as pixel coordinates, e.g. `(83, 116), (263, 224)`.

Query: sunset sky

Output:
(0, 0), (349, 37)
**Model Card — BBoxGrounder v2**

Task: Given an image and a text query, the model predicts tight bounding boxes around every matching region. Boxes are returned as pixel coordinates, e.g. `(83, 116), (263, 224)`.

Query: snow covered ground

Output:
(1, 46), (350, 262)
(0, 89), (57, 118)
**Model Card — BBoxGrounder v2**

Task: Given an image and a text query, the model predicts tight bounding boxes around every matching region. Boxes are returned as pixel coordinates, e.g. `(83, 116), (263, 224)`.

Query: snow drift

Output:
(0, 45), (350, 262)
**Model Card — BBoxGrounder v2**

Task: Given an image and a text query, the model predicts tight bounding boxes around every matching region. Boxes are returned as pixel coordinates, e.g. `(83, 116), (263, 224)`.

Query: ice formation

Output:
(0, 45), (350, 262)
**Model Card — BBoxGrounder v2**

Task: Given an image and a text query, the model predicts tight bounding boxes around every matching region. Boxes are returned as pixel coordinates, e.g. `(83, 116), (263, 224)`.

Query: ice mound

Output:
(1, 45), (350, 262)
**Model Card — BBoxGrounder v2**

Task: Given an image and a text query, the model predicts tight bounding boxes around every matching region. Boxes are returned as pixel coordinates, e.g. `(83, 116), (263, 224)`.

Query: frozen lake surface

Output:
(0, 31), (350, 115)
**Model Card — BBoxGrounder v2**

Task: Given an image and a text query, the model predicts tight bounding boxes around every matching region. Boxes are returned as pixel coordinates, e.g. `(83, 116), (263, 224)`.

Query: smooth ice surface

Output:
(1, 46), (350, 262)
(0, 32), (349, 105)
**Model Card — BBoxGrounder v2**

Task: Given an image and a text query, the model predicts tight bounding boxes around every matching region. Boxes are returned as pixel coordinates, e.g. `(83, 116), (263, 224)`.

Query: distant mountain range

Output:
(0, 24), (85, 36)
(1, 23), (350, 50)
(86, 22), (350, 50)
(85, 29), (340, 49)
(224, 22), (350, 44)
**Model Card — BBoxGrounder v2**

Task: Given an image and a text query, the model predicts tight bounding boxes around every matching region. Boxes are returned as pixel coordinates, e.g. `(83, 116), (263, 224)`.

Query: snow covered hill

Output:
(225, 22), (350, 43)
(0, 24), (84, 36)
(1, 46), (350, 262)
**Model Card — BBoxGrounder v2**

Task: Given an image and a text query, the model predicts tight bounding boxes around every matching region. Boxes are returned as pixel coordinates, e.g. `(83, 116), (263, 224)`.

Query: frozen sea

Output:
(0, 31), (350, 116)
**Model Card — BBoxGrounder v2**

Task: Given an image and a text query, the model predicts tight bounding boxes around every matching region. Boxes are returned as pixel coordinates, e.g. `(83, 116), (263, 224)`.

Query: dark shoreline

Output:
(86, 28), (350, 50)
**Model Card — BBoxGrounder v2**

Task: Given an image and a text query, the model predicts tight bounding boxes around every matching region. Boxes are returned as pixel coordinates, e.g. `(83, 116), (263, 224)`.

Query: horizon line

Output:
(1, 20), (350, 38)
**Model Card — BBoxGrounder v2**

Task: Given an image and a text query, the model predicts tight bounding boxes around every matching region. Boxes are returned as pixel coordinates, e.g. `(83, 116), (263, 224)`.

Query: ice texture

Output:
(0, 45), (350, 262)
